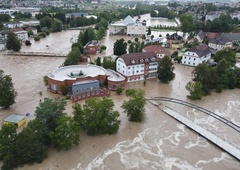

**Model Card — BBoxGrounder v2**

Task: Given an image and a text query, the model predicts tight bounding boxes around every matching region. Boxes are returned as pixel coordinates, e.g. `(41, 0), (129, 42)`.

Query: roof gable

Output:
(123, 15), (135, 25)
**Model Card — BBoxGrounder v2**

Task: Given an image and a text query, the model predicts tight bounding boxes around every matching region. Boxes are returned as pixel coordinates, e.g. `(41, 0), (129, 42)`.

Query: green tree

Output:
(35, 98), (67, 142)
(186, 81), (204, 100)
(6, 31), (21, 52)
(213, 48), (236, 67)
(73, 98), (120, 136)
(60, 84), (69, 95)
(15, 127), (48, 166)
(102, 56), (116, 70)
(0, 14), (11, 22)
(121, 88), (146, 122)
(40, 16), (52, 29)
(116, 86), (124, 95)
(96, 57), (101, 66)
(113, 38), (127, 56)
(147, 27), (151, 36)
(51, 19), (63, 32)
(0, 70), (18, 108)
(157, 56), (175, 83)
(192, 63), (211, 94)
(0, 123), (17, 170)
(82, 27), (96, 45)
(180, 13), (196, 34)
(64, 47), (81, 66)
(49, 116), (80, 150)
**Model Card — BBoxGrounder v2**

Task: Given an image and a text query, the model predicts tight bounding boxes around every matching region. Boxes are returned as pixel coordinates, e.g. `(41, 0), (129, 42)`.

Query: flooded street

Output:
(0, 30), (240, 170)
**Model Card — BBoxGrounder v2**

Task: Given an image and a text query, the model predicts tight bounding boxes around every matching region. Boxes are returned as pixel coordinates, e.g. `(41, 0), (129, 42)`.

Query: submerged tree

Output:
(157, 56), (175, 83)
(73, 97), (120, 136)
(0, 70), (18, 108)
(121, 88), (146, 122)
(6, 31), (21, 52)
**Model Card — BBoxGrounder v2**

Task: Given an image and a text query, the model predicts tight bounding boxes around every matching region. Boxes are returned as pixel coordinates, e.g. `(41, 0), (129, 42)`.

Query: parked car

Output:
(25, 40), (31, 46)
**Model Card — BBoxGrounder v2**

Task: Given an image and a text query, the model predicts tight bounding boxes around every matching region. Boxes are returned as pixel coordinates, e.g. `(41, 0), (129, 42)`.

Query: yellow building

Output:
(4, 114), (26, 127)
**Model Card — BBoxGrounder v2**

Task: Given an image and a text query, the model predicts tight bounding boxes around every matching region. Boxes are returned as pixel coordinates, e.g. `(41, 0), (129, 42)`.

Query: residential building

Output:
(4, 21), (23, 29)
(109, 15), (146, 36)
(142, 45), (171, 59)
(11, 27), (28, 42)
(182, 44), (211, 67)
(25, 26), (38, 35)
(84, 40), (100, 55)
(116, 52), (160, 82)
(0, 39), (6, 50)
(208, 36), (233, 51)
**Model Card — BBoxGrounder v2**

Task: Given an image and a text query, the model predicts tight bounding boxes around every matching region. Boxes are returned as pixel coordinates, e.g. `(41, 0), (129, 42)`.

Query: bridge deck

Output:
(163, 107), (240, 160)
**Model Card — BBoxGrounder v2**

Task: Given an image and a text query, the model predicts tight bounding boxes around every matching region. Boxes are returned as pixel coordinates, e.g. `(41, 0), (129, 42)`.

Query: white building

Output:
(11, 28), (28, 42)
(116, 52), (160, 82)
(208, 36), (233, 51)
(109, 15), (146, 36)
(182, 44), (211, 67)
(3, 21), (23, 29)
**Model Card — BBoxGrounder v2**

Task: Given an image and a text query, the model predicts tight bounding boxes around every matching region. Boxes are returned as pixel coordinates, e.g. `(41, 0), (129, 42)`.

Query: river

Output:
(0, 30), (240, 170)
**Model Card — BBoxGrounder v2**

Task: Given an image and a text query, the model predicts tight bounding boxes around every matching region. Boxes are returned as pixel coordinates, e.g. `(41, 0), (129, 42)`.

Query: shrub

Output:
(39, 32), (46, 38)
(34, 36), (40, 41)
(60, 84), (69, 95)
(116, 86), (123, 95)
(43, 75), (48, 85)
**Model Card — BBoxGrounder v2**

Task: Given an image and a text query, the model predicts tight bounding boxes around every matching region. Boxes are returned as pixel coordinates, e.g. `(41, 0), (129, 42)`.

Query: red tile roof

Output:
(11, 27), (24, 32)
(25, 27), (36, 31)
(143, 45), (171, 56)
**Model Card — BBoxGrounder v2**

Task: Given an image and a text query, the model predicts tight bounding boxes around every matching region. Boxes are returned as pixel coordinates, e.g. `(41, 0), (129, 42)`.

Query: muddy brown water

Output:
(0, 30), (240, 170)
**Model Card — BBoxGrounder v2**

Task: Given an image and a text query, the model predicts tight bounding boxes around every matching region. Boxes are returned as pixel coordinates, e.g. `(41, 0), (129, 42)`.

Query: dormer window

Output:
(140, 59), (144, 63)
(145, 58), (149, 62)
(131, 59), (136, 64)
(151, 57), (156, 61)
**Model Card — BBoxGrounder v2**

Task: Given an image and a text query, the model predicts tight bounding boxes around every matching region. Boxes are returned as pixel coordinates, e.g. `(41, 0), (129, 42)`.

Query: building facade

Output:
(84, 40), (100, 55)
(116, 52), (160, 82)
(208, 36), (233, 51)
(109, 15), (146, 36)
(142, 45), (171, 59)
(48, 65), (126, 101)
(182, 44), (211, 66)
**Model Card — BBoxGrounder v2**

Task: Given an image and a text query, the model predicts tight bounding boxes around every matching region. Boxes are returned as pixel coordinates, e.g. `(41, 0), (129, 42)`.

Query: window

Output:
(128, 67), (130, 69)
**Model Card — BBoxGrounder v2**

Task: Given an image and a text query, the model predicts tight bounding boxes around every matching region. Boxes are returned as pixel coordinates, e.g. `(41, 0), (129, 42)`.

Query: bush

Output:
(116, 86), (123, 95)
(215, 85), (223, 93)
(34, 36), (40, 41)
(60, 84), (69, 95)
(43, 75), (48, 86)
(39, 32), (46, 38)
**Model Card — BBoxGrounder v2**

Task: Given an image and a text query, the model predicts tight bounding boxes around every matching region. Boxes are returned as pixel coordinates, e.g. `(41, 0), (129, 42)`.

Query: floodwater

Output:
(0, 30), (240, 170)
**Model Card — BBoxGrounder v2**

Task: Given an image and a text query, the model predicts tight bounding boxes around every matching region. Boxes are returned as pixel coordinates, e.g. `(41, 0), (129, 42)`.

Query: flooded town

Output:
(1, 1), (240, 170)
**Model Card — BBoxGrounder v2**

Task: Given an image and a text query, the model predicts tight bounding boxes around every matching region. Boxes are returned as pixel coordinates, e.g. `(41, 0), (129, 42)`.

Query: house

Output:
(195, 30), (219, 43)
(181, 44), (211, 67)
(221, 33), (240, 43)
(11, 27), (28, 42)
(142, 45), (171, 59)
(109, 15), (146, 36)
(0, 39), (6, 50)
(3, 21), (23, 29)
(4, 114), (26, 127)
(25, 26), (38, 35)
(116, 52), (160, 82)
(84, 40), (100, 55)
(208, 36), (232, 51)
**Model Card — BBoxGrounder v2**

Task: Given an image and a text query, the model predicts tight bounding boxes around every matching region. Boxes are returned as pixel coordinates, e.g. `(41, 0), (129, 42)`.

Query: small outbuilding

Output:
(4, 114), (26, 127)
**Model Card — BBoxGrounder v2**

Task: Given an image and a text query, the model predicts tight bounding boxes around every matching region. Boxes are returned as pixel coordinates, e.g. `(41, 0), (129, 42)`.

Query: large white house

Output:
(208, 36), (233, 51)
(109, 15), (146, 36)
(182, 44), (211, 67)
(116, 52), (160, 82)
